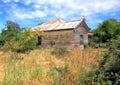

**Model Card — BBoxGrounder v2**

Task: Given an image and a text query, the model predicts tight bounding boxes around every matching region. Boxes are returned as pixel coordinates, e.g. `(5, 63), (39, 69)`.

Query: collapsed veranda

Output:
(32, 18), (92, 49)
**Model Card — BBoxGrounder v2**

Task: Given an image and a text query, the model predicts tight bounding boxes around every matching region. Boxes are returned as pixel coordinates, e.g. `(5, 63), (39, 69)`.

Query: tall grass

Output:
(0, 48), (103, 85)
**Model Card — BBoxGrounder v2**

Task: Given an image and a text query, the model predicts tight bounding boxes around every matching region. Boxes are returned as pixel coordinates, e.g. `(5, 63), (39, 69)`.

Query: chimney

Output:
(82, 16), (86, 22)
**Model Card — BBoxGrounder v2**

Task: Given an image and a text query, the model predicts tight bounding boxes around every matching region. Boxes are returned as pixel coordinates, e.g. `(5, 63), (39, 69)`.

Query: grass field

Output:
(0, 48), (104, 85)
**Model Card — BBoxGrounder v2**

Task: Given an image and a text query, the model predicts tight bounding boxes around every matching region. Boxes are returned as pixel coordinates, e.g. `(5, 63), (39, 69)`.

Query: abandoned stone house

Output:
(32, 18), (91, 49)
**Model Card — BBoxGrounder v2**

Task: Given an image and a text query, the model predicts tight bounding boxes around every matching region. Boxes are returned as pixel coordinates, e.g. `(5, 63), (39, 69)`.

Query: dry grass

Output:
(0, 48), (104, 85)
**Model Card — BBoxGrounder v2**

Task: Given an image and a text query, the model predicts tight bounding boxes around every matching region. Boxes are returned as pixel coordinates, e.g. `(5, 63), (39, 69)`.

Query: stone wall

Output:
(41, 29), (74, 48)
(39, 21), (89, 49)
(74, 25), (89, 48)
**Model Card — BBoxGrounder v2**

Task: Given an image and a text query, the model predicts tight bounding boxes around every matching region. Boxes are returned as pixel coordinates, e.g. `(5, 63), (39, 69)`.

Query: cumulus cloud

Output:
(13, 0), (19, 2)
(2, 0), (11, 3)
(16, 0), (120, 20)
(1, 0), (120, 28)
(0, 11), (2, 14)
(7, 8), (47, 20)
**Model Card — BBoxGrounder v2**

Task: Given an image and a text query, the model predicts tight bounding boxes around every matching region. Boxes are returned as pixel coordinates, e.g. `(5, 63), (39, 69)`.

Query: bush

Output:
(84, 43), (89, 48)
(1, 29), (41, 53)
(15, 29), (37, 53)
(49, 40), (55, 46)
(80, 36), (120, 84)
(94, 44), (99, 48)
(52, 46), (69, 56)
(17, 38), (37, 53)
(94, 43), (107, 48)
(99, 43), (107, 48)
(0, 36), (4, 45)
(52, 63), (70, 85)
(2, 54), (43, 85)
(2, 54), (26, 85)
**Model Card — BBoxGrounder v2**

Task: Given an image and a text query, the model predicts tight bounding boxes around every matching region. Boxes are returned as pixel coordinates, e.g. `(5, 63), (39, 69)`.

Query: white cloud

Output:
(4, 0), (120, 27)
(13, 0), (19, 2)
(0, 11), (2, 14)
(8, 8), (46, 20)
(2, 0), (11, 3)
(33, 4), (41, 9)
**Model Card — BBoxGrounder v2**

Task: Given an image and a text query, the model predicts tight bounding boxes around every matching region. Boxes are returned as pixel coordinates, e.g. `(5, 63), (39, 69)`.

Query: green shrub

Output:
(55, 63), (69, 76)
(99, 43), (107, 48)
(29, 66), (42, 79)
(84, 43), (89, 48)
(1, 29), (40, 53)
(49, 40), (55, 46)
(0, 36), (4, 45)
(52, 63), (70, 85)
(79, 36), (120, 85)
(94, 43), (107, 48)
(2, 54), (43, 85)
(94, 44), (99, 48)
(2, 55), (27, 85)
(52, 46), (69, 55)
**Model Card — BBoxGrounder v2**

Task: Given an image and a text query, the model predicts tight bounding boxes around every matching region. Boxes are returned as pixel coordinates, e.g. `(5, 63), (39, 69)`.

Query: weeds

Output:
(0, 48), (102, 85)
(52, 46), (69, 56)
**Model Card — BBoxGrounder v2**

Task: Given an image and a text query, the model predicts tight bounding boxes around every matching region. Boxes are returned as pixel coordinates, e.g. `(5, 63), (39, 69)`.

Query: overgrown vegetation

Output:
(52, 46), (69, 56)
(0, 21), (43, 52)
(0, 18), (120, 85)
(76, 18), (120, 85)
(93, 18), (120, 48)
(0, 48), (101, 85)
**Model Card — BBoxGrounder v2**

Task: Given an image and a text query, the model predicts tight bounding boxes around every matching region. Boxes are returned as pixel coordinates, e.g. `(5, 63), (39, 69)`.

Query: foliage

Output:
(52, 63), (70, 85)
(6, 21), (20, 31)
(84, 43), (89, 48)
(2, 54), (42, 85)
(0, 21), (41, 52)
(105, 36), (120, 74)
(94, 43), (99, 48)
(52, 46), (69, 56)
(0, 35), (4, 45)
(79, 36), (120, 85)
(94, 43), (107, 48)
(74, 19), (120, 84)
(0, 26), (42, 52)
(49, 40), (56, 46)
(94, 36), (120, 84)
(0, 48), (101, 85)
(2, 55), (26, 85)
(0, 21), (45, 52)
(14, 29), (37, 52)
(0, 21), (21, 46)
(93, 18), (120, 43)
(0, 29), (20, 46)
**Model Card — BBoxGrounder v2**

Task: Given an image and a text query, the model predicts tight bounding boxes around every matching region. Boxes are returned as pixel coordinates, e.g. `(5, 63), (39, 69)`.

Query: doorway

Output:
(80, 35), (84, 45)
(37, 36), (42, 46)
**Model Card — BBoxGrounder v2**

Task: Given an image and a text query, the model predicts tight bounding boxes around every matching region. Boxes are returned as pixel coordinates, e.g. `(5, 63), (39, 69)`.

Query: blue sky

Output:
(0, 0), (120, 32)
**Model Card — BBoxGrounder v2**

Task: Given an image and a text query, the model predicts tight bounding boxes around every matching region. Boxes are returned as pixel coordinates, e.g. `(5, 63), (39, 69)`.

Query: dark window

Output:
(80, 35), (84, 45)
(37, 36), (42, 45)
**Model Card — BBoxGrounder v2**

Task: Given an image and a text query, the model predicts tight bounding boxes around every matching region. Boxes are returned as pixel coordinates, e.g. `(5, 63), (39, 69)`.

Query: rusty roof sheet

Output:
(32, 18), (82, 31)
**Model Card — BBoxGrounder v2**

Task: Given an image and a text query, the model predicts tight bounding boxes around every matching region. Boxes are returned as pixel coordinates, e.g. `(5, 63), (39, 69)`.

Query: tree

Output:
(93, 19), (120, 43)
(0, 21), (44, 52)
(95, 36), (120, 84)
(0, 21), (21, 45)
(6, 21), (20, 31)
(106, 36), (120, 73)
(16, 29), (37, 52)
(92, 19), (120, 84)
(78, 19), (120, 84)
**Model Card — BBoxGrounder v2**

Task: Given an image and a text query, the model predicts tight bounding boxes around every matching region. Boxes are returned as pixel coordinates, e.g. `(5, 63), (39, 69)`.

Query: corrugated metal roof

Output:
(32, 18), (82, 31)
